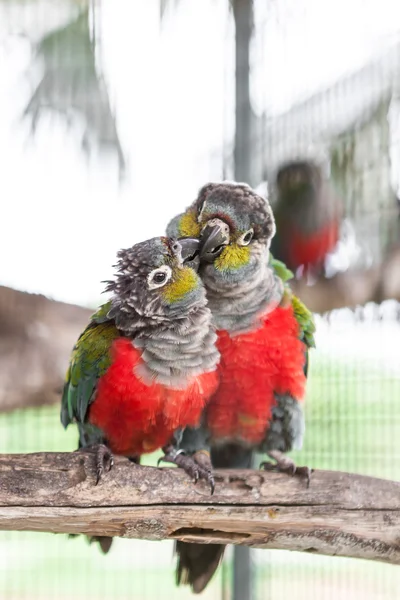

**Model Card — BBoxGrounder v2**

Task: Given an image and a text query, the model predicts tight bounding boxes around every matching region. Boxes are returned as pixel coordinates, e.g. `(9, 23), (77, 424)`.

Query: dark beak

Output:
(199, 223), (228, 263)
(177, 237), (200, 270)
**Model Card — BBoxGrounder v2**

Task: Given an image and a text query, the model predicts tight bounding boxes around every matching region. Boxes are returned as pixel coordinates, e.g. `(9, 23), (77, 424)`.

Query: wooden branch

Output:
(1, 452), (400, 565)
(291, 245), (400, 313)
(0, 286), (91, 412)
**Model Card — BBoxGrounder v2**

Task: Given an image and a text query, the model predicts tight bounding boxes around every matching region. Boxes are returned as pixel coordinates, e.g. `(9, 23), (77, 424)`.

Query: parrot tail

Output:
(67, 533), (114, 554)
(175, 542), (225, 594)
(89, 535), (113, 554)
(174, 444), (253, 593)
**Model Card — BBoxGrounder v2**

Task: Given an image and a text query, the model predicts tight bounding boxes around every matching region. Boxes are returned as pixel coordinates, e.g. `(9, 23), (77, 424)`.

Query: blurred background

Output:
(1, 0), (400, 598)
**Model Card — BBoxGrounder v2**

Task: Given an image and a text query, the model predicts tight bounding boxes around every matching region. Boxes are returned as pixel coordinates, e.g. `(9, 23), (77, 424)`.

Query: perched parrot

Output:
(270, 160), (342, 278)
(61, 236), (220, 553)
(166, 182), (315, 593)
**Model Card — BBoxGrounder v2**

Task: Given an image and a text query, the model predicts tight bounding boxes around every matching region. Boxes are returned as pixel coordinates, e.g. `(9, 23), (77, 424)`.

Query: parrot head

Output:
(167, 182), (276, 288)
(276, 160), (322, 202)
(105, 236), (205, 326)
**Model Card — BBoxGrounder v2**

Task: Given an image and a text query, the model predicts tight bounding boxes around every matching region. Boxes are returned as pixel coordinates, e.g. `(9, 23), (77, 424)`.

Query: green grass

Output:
(0, 355), (399, 599)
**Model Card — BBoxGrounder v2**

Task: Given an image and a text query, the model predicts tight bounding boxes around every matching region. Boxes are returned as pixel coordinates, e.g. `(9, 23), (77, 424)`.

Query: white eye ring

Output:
(237, 228), (254, 246)
(147, 265), (172, 289)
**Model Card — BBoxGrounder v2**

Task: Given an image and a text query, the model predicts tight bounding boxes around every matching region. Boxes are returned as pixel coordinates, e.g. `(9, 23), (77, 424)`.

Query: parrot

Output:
(61, 236), (220, 553)
(270, 160), (342, 278)
(166, 182), (315, 593)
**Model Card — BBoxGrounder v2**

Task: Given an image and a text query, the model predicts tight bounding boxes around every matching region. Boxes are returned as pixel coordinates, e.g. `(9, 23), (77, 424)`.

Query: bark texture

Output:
(0, 452), (399, 565)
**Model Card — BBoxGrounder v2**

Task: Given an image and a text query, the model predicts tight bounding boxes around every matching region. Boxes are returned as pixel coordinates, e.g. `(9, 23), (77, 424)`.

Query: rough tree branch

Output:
(0, 452), (400, 565)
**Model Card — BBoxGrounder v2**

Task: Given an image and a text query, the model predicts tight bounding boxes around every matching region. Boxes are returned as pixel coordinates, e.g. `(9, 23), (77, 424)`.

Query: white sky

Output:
(1, 0), (400, 306)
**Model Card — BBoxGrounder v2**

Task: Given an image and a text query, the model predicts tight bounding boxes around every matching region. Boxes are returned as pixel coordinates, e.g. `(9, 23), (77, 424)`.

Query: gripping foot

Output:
(93, 444), (114, 484)
(158, 446), (215, 494)
(260, 449), (312, 488)
(75, 443), (114, 485)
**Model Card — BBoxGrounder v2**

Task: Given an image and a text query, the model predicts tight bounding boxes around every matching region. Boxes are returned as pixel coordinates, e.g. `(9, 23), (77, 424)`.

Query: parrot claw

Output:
(192, 450), (215, 495)
(158, 449), (200, 484)
(94, 444), (114, 485)
(159, 447), (215, 494)
(74, 444), (114, 484)
(295, 466), (313, 488)
(260, 450), (312, 488)
(207, 474), (215, 496)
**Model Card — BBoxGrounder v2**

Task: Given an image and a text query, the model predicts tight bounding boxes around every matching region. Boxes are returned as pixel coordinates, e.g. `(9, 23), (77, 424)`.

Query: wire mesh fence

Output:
(1, 0), (400, 599)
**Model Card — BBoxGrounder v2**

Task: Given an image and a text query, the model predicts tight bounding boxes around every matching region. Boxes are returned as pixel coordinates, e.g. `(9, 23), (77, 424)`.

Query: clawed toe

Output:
(74, 444), (114, 484)
(295, 465), (313, 488)
(192, 450), (215, 494)
(159, 447), (214, 494)
(94, 444), (114, 485)
(259, 460), (278, 472)
(260, 451), (312, 488)
(205, 471), (215, 495)
(158, 450), (200, 483)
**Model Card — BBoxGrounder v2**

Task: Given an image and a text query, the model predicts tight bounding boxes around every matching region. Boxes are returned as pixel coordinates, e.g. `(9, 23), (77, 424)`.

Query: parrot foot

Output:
(260, 450), (312, 488)
(73, 444), (114, 484)
(192, 450), (215, 495)
(94, 444), (114, 484)
(158, 446), (215, 494)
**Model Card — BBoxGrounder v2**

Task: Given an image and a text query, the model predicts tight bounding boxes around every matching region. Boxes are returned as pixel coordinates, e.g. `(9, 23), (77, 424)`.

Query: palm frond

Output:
(23, 8), (126, 178)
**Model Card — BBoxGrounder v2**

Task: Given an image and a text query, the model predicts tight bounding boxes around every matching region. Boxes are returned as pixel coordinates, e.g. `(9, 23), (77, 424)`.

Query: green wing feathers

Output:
(269, 255), (294, 283)
(270, 252), (315, 380)
(61, 302), (119, 428)
(270, 252), (316, 350)
(290, 294), (316, 350)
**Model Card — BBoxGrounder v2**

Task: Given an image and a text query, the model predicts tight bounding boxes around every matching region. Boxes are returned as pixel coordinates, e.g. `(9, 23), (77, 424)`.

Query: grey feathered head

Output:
(167, 182), (275, 283)
(195, 182), (275, 244)
(105, 236), (205, 329)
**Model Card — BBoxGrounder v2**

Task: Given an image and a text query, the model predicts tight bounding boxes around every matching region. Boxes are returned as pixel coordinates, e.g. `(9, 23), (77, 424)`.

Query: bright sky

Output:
(1, 0), (400, 306)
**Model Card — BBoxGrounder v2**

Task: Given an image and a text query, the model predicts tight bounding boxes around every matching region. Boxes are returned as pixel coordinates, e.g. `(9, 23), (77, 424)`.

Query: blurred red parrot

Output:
(270, 160), (342, 278)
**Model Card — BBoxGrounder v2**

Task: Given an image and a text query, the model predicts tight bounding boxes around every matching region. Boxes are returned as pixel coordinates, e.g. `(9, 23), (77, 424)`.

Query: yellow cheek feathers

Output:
(178, 212), (251, 271)
(214, 243), (251, 271)
(178, 210), (202, 238)
(162, 266), (199, 303)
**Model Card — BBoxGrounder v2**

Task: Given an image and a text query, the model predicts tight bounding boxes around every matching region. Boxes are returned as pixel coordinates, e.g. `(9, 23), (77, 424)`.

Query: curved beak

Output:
(177, 237), (201, 270)
(199, 223), (229, 263)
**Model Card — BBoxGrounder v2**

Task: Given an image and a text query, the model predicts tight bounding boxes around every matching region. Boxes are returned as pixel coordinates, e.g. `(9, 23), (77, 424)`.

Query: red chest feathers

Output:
(206, 305), (306, 444)
(89, 338), (218, 456)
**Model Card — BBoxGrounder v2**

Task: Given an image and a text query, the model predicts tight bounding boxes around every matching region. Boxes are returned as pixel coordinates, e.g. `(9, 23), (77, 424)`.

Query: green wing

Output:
(61, 301), (119, 428)
(290, 293), (316, 349)
(270, 252), (315, 348)
(269, 255), (294, 283)
(270, 253), (316, 377)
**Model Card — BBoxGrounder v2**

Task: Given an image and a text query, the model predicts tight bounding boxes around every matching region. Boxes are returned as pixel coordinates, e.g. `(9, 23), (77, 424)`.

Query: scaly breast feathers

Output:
(89, 338), (218, 455)
(206, 306), (306, 444)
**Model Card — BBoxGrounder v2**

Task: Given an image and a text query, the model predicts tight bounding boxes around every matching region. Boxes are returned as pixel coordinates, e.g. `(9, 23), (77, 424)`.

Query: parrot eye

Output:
(237, 228), (254, 246)
(147, 265), (172, 289)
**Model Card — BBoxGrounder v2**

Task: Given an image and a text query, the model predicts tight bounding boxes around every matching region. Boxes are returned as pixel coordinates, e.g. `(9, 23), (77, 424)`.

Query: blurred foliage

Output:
(23, 7), (126, 177)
